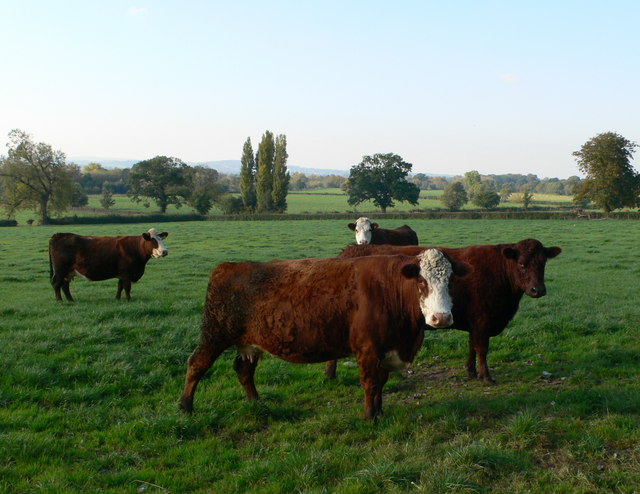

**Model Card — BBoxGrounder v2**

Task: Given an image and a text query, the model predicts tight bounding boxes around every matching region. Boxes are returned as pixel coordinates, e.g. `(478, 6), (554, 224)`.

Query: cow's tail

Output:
(48, 238), (54, 283)
(48, 234), (63, 284)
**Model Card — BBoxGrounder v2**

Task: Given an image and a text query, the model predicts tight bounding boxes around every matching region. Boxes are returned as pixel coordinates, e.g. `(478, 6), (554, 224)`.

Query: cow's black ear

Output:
(142, 232), (151, 240)
(544, 246), (561, 259)
(502, 247), (518, 260)
(401, 263), (421, 279)
(439, 251), (470, 277)
(159, 232), (168, 239)
(348, 223), (356, 231)
(371, 223), (379, 230)
(451, 259), (471, 277)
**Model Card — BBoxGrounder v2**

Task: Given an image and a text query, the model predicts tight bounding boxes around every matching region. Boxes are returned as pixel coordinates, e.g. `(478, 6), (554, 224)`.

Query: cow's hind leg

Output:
(61, 280), (74, 302)
(233, 354), (260, 401)
(51, 270), (72, 301)
(116, 280), (124, 300)
(179, 341), (228, 413)
(324, 360), (338, 379)
(52, 280), (64, 301)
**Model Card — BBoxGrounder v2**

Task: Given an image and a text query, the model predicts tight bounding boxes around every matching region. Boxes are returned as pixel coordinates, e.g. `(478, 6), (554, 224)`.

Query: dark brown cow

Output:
(348, 217), (419, 245)
(49, 228), (169, 301)
(326, 239), (561, 384)
(179, 250), (468, 420)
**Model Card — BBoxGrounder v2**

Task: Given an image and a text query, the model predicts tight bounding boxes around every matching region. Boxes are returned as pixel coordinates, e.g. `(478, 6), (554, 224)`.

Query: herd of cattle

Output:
(48, 217), (561, 420)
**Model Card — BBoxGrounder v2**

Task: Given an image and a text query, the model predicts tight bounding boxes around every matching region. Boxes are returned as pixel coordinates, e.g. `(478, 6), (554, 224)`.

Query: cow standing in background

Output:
(348, 217), (419, 245)
(49, 228), (169, 301)
(179, 250), (468, 420)
(325, 239), (562, 384)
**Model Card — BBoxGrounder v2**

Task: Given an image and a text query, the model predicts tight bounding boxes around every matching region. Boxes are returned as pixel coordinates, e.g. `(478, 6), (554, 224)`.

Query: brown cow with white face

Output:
(49, 228), (169, 301)
(328, 238), (562, 384)
(179, 250), (468, 420)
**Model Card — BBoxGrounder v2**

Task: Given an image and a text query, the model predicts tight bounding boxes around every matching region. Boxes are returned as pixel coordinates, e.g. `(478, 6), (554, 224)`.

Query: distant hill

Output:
(70, 157), (452, 177)
(71, 158), (350, 176)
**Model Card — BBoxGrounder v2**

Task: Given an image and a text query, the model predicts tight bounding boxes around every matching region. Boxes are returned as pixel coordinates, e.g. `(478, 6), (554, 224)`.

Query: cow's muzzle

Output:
(527, 285), (546, 298)
(429, 313), (453, 328)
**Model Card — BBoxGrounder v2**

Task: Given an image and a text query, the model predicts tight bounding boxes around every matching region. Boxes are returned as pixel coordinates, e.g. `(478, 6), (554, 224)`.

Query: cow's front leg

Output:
(472, 334), (495, 385)
(123, 280), (132, 301)
(356, 353), (389, 421)
(465, 337), (477, 378)
(116, 279), (132, 301)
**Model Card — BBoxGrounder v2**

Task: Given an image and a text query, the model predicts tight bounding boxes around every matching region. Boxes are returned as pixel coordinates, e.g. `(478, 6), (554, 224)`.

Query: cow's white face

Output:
(353, 217), (373, 245)
(416, 249), (454, 328)
(147, 228), (169, 258)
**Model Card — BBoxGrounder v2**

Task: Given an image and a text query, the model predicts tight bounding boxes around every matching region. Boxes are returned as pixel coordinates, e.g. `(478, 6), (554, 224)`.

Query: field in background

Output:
(7, 190), (579, 225)
(1, 219), (639, 492)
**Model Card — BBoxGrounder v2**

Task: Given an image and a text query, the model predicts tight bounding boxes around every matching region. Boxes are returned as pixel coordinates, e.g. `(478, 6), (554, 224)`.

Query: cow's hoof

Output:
(179, 398), (193, 414)
(480, 377), (497, 386)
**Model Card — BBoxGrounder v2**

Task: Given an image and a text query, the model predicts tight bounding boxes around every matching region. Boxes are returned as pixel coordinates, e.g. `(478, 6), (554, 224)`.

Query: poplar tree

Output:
(239, 137), (256, 211)
(100, 183), (115, 210)
(272, 134), (290, 212)
(255, 131), (275, 212)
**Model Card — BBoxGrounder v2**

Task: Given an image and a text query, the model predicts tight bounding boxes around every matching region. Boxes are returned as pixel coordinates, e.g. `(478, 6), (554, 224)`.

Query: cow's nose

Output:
(161, 250), (168, 257)
(430, 313), (453, 328)
(529, 285), (546, 298)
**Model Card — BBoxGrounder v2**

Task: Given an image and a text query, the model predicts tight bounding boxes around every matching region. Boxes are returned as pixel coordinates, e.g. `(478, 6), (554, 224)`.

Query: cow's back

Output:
(203, 256), (425, 363)
(371, 225), (419, 245)
(49, 233), (148, 281)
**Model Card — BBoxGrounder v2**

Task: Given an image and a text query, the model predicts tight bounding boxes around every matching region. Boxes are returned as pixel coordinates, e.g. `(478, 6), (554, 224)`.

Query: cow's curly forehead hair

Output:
(418, 249), (452, 282)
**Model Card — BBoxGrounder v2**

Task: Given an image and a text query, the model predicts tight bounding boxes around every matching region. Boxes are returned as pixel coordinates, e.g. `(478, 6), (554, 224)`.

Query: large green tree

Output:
(345, 153), (420, 213)
(128, 156), (190, 213)
(186, 166), (220, 215)
(0, 129), (77, 224)
(441, 181), (468, 211)
(572, 132), (639, 213)
(272, 134), (290, 212)
(255, 131), (275, 212)
(470, 183), (500, 209)
(239, 137), (257, 211)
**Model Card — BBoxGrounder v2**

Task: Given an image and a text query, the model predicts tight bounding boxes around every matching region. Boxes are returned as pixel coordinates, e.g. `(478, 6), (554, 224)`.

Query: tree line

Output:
(1, 129), (638, 224)
(341, 132), (638, 213)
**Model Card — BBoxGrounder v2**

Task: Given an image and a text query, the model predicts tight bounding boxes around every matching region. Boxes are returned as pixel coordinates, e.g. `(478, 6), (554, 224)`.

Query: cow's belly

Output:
(239, 321), (352, 364)
(380, 350), (411, 370)
(237, 343), (351, 364)
(73, 261), (120, 281)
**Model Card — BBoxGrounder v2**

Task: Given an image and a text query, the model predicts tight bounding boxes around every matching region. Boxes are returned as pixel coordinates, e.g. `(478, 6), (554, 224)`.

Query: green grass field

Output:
(8, 190), (581, 225)
(1, 219), (639, 493)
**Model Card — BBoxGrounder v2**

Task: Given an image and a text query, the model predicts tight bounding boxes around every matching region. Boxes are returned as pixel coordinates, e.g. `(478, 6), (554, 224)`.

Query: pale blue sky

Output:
(1, 1), (638, 178)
